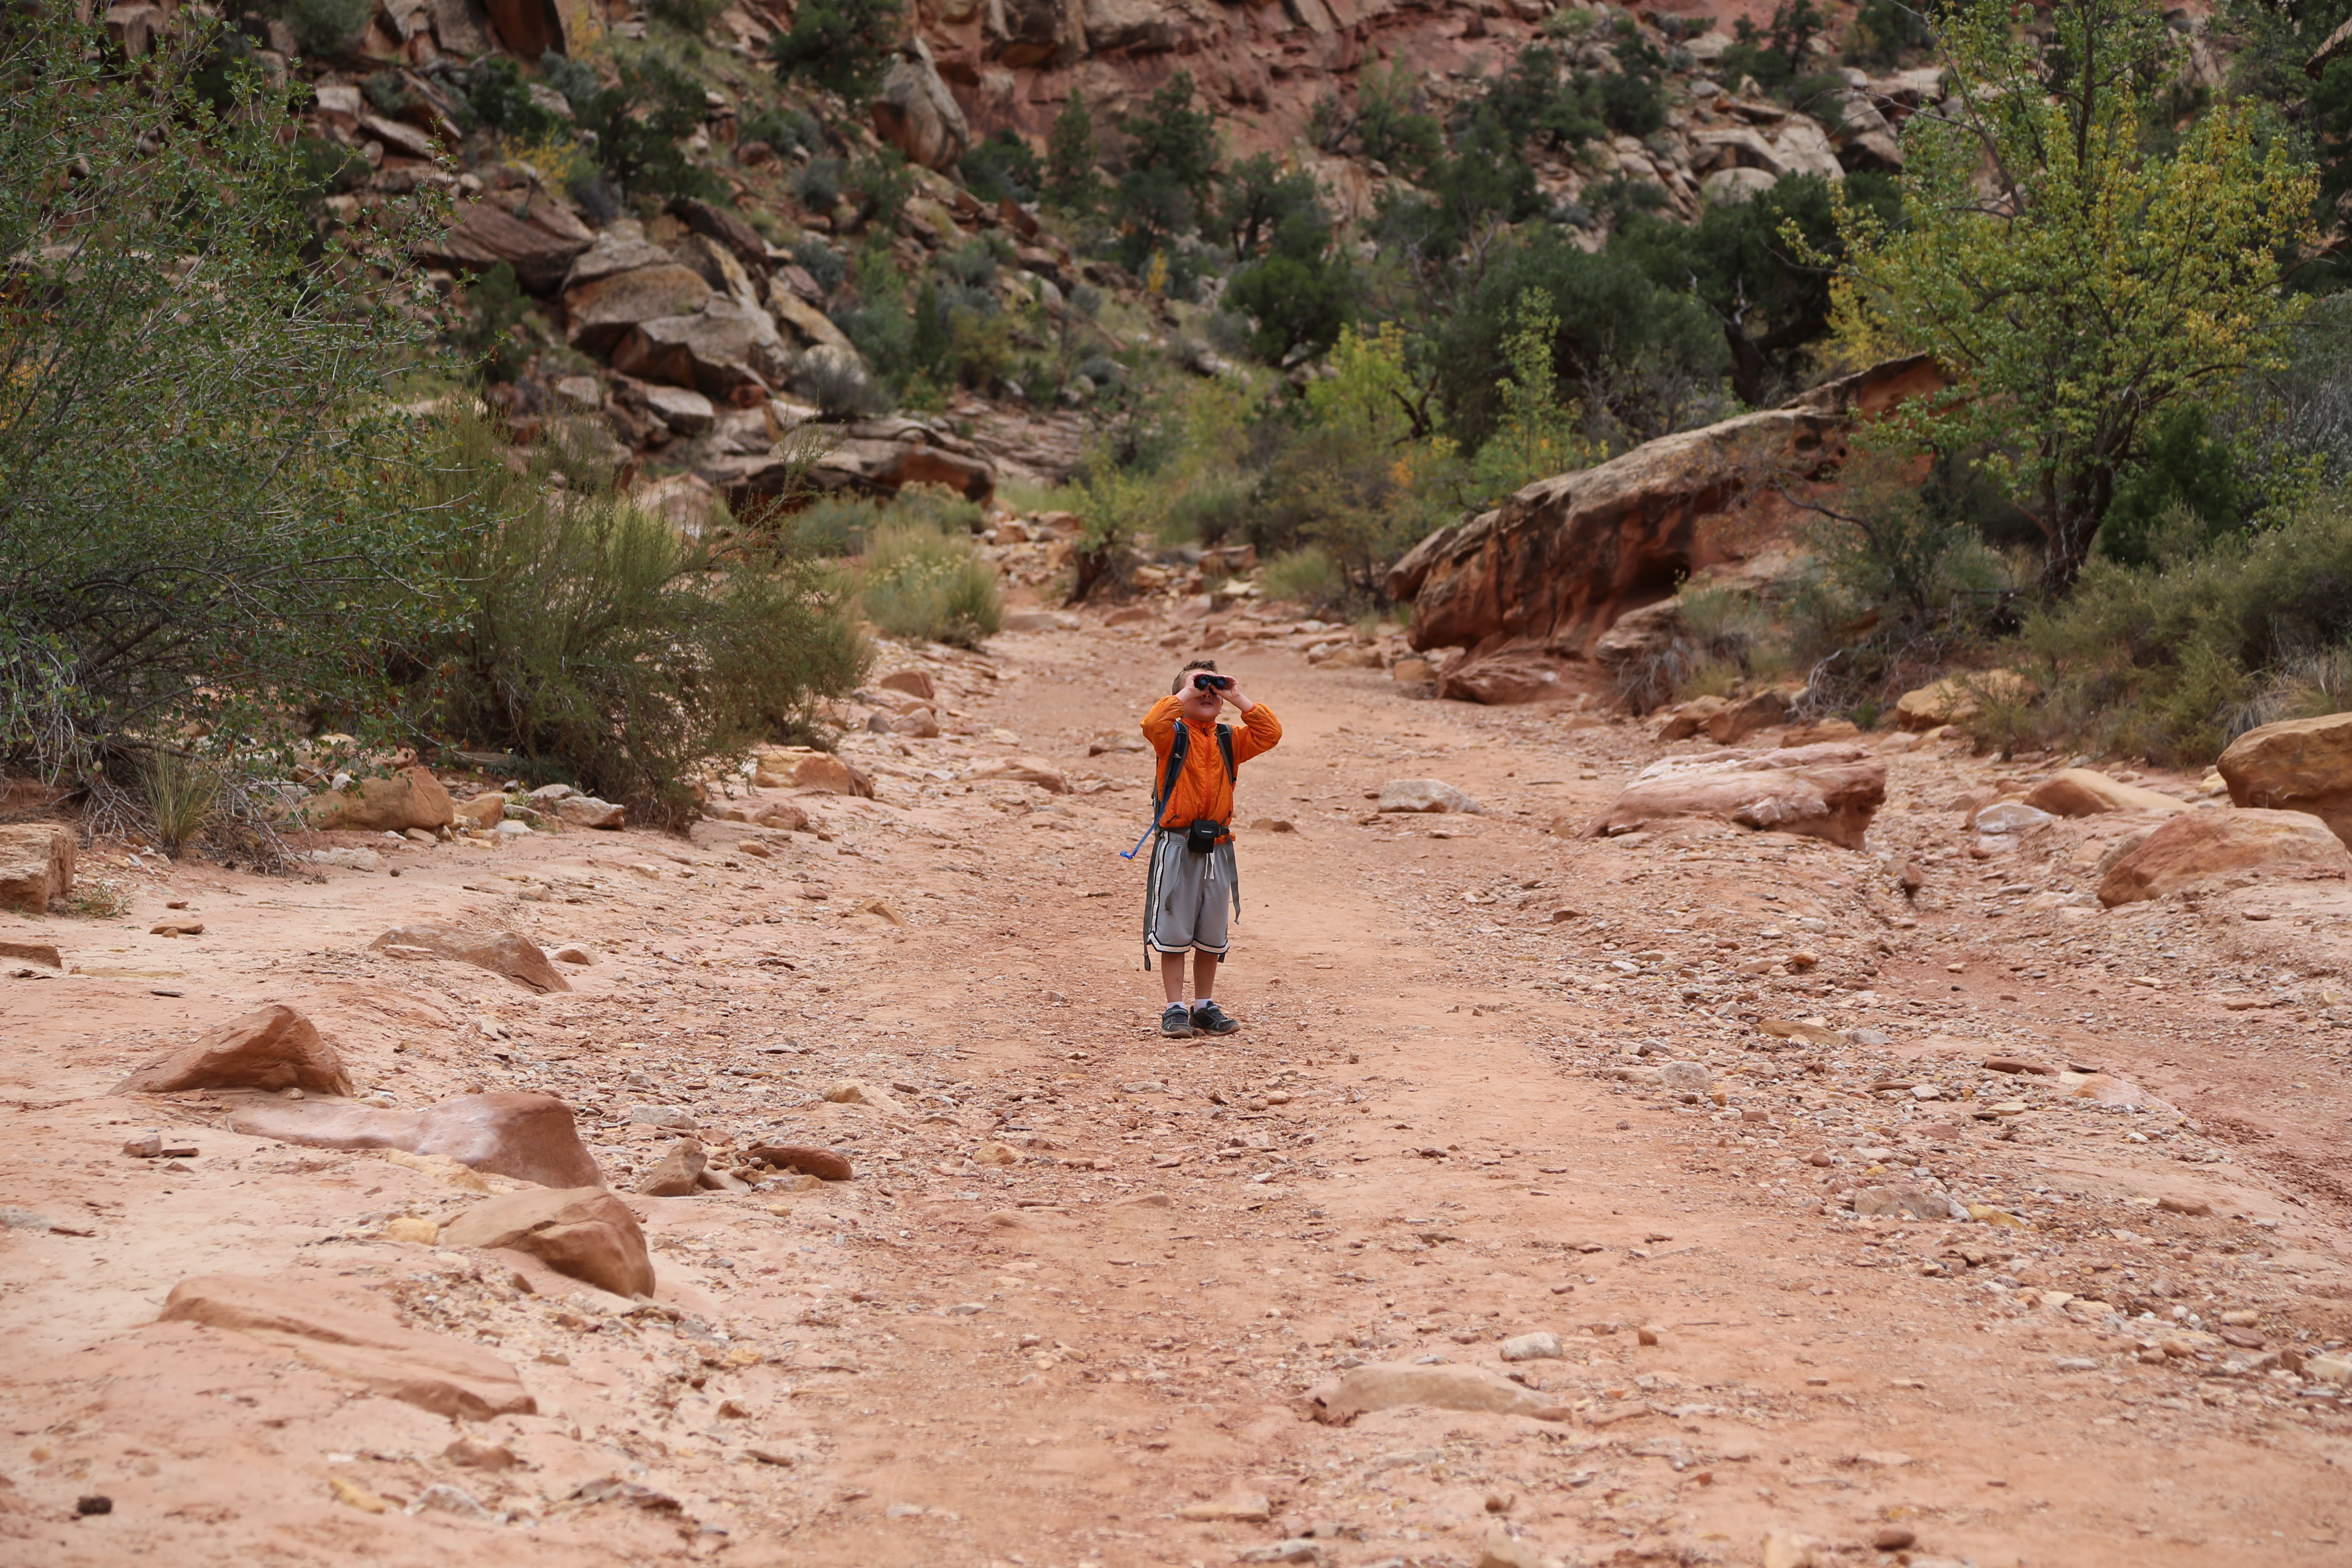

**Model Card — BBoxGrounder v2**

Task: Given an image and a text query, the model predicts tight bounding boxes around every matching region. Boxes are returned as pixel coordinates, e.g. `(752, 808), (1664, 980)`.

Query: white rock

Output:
(1974, 802), (2056, 835)
(1377, 779), (1482, 814)
(1498, 1331), (1562, 1362)
(306, 848), (384, 871)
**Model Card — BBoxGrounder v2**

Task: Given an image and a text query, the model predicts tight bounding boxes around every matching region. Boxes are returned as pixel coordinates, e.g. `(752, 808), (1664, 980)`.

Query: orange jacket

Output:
(1141, 695), (1282, 828)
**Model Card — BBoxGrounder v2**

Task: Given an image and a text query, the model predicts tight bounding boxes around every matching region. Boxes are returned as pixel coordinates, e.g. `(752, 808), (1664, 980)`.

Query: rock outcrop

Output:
(1894, 669), (2040, 732)
(871, 39), (971, 171)
(2022, 769), (2192, 819)
(1587, 742), (1886, 850)
(438, 1186), (656, 1298)
(159, 1273), (536, 1419)
(1387, 356), (1945, 704)
(2097, 807), (2352, 906)
(228, 1091), (606, 1188)
(114, 1003), (355, 1096)
(2217, 712), (2352, 849)
(0, 822), (75, 914)
(419, 193), (595, 291)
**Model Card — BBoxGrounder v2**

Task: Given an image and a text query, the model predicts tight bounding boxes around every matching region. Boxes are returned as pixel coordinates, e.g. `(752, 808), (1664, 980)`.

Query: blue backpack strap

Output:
(1215, 722), (1236, 784)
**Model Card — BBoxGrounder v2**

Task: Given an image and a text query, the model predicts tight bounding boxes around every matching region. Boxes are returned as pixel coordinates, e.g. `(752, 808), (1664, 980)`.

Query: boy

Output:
(1139, 660), (1282, 1037)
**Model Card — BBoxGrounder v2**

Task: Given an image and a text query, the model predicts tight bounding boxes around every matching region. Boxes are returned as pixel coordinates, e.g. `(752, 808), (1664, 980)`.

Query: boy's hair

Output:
(1171, 658), (1219, 695)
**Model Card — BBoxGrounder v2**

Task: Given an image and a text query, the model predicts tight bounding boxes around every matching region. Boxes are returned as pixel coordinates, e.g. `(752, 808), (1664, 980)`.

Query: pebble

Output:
(1499, 1332), (1561, 1362)
(1874, 1526), (1917, 1550)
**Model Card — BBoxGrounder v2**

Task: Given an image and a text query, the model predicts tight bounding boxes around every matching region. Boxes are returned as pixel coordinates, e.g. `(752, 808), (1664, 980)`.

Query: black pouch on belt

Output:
(1184, 817), (1223, 854)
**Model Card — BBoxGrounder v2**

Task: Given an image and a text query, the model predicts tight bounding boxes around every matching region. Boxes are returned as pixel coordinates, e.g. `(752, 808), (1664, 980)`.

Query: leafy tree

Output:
(1378, 109), (1542, 260)
(1042, 93), (1102, 214)
(1225, 249), (1356, 364)
(1355, 58), (1442, 173)
(769, 0), (904, 102)
(1113, 72), (1219, 257)
(0, 10), (454, 784)
(1829, 0), (2318, 588)
(1618, 172), (1900, 405)
(1471, 290), (1603, 498)
(1215, 153), (1324, 260)
(575, 53), (722, 200)
(2218, 0), (2352, 293)
(1430, 233), (1726, 451)
(1721, 0), (1831, 98)
(962, 129), (1043, 205)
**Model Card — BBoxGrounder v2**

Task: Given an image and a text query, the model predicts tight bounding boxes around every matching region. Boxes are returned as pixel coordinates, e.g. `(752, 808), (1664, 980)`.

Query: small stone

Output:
(1637, 1324), (1661, 1347)
(148, 920), (204, 937)
(1873, 1526), (1916, 1551)
(2053, 1357), (2099, 1372)
(946, 1302), (985, 1315)
(75, 1495), (112, 1516)
(1498, 1332), (1561, 1362)
(383, 1215), (438, 1243)
(329, 1475), (387, 1513)
(1375, 779), (1482, 815)
(552, 944), (596, 965)
(1484, 1490), (1514, 1513)
(1475, 1526), (1542, 1568)
(441, 1438), (518, 1470)
(1177, 1493), (1271, 1522)
(975, 1141), (1020, 1167)
(2158, 1196), (2213, 1216)
(407, 1482), (493, 1520)
(122, 1132), (163, 1159)
(1549, 1282), (1575, 1295)
(636, 1138), (707, 1197)
(1763, 1532), (1817, 1568)
(1657, 1061), (1710, 1099)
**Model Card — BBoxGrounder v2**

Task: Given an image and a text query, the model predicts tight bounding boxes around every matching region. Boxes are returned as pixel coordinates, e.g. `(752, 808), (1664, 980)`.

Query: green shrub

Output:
(962, 129), (1043, 205)
(0, 10), (451, 785)
(141, 753), (224, 859)
(855, 519), (1003, 647)
(410, 416), (867, 828)
(1260, 546), (1349, 611)
(787, 494), (882, 555)
(573, 54), (721, 202)
(890, 482), (986, 536)
(770, 0), (903, 101)
(2022, 495), (2352, 763)
(649, 0), (730, 33)
(261, 0), (370, 56)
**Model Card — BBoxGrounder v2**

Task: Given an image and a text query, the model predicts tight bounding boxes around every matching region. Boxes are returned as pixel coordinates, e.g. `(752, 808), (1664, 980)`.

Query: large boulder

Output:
(610, 297), (787, 400)
(1588, 742), (1886, 850)
(114, 1003), (354, 1096)
(673, 199), (769, 276)
(2217, 712), (2352, 849)
(369, 922), (572, 993)
(706, 417), (996, 508)
(1387, 409), (1843, 699)
(419, 195), (594, 292)
(159, 1274), (535, 1419)
(564, 263), (714, 355)
(2097, 807), (2352, 906)
(438, 1186), (655, 1298)
(870, 38), (970, 172)
(2022, 769), (2191, 819)
(0, 823), (74, 914)
(299, 766), (455, 832)
(766, 279), (860, 356)
(229, 1091), (606, 1188)
(1893, 669), (2038, 732)
(753, 745), (876, 796)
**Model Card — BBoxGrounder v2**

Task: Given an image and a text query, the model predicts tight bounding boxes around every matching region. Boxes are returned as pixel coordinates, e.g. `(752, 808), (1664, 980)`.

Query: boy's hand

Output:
(1219, 681), (1256, 715)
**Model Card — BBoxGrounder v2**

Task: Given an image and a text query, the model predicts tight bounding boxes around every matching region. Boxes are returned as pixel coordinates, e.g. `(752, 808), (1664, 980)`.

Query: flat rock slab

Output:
(159, 1273), (534, 1420)
(1303, 1361), (1562, 1424)
(2098, 807), (2352, 905)
(368, 922), (570, 992)
(228, 1091), (604, 1188)
(114, 1003), (353, 1096)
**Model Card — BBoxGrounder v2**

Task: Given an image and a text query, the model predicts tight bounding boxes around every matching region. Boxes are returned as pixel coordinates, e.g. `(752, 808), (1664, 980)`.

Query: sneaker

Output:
(1159, 1003), (1195, 1038)
(1190, 1000), (1240, 1035)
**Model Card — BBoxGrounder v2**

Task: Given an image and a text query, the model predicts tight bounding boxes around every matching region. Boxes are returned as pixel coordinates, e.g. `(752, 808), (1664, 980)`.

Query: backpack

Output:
(1120, 720), (1237, 864)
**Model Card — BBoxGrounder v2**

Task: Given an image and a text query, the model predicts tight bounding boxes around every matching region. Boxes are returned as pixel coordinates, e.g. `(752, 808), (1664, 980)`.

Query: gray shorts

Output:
(1145, 830), (1238, 958)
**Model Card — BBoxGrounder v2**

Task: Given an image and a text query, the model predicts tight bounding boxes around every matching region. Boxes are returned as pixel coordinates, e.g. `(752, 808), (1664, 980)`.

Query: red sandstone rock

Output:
(438, 1186), (656, 1298)
(369, 922), (571, 992)
(2097, 808), (2352, 906)
(113, 1004), (354, 1096)
(227, 1091), (606, 1188)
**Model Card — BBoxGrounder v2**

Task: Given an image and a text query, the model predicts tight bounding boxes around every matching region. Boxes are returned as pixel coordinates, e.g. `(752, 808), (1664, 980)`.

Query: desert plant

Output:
(141, 753), (224, 859)
(855, 520), (1003, 647)
(259, 0), (371, 56)
(787, 494), (882, 555)
(770, 0), (903, 101)
(791, 350), (894, 419)
(0, 10), (453, 787)
(1260, 546), (1349, 611)
(407, 415), (867, 827)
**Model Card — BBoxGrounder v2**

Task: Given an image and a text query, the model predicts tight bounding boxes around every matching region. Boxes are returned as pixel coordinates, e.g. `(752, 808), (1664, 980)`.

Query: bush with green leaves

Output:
(786, 494), (882, 555)
(452, 261), (535, 383)
(2018, 496), (2352, 763)
(742, 107), (823, 159)
(0, 11), (453, 786)
(1354, 59), (1442, 173)
(257, 0), (370, 56)
(1259, 546), (1350, 612)
(451, 55), (563, 139)
(790, 235), (848, 295)
(962, 129), (1044, 205)
(1112, 73), (1221, 263)
(770, 0), (903, 102)
(1043, 94), (1103, 214)
(410, 415), (868, 827)
(854, 519), (1003, 648)
(573, 53), (722, 202)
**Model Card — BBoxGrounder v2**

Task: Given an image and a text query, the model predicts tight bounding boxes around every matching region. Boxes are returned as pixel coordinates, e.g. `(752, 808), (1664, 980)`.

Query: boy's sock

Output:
(1162, 1000), (1188, 1014)
(1191, 994), (1213, 1008)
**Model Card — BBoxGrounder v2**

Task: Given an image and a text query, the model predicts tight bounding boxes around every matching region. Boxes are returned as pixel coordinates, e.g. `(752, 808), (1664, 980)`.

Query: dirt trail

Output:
(4, 616), (2350, 1568)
